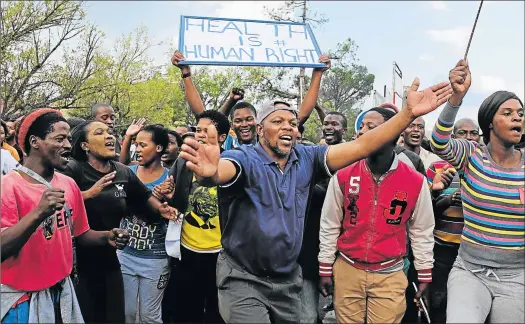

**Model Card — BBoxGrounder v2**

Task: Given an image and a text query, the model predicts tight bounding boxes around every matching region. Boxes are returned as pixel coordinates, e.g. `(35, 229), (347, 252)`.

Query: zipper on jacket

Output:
(364, 181), (375, 264)
(364, 161), (395, 265)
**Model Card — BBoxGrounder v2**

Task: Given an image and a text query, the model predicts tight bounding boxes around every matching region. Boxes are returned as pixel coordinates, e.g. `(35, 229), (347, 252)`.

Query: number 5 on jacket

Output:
(349, 176), (360, 194)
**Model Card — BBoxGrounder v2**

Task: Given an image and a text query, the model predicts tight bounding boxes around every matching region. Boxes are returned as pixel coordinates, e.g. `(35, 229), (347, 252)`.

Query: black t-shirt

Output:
(62, 159), (151, 273)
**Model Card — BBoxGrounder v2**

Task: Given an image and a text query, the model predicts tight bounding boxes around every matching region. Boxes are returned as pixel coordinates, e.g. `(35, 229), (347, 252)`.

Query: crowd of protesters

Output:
(1, 50), (524, 324)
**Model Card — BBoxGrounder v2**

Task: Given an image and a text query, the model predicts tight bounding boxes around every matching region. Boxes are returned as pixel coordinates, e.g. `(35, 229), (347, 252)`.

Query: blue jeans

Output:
(2, 301), (29, 324)
(2, 286), (61, 324)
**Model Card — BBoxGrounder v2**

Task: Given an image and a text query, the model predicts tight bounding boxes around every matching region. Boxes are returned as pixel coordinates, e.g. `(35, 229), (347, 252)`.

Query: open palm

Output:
(406, 78), (452, 118)
(179, 124), (220, 178)
(126, 118), (146, 137)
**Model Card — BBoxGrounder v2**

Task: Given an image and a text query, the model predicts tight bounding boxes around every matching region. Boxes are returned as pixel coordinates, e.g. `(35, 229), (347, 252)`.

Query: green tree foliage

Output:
(0, 1), (104, 118)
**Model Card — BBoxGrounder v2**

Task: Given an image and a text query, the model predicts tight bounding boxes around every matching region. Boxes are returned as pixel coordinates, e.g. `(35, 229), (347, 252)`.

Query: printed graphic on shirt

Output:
(119, 165), (168, 259)
(346, 194), (360, 226)
(157, 273), (169, 289)
(121, 216), (159, 251)
(42, 216), (55, 240)
(384, 191), (408, 225)
(114, 183), (127, 198)
(41, 207), (73, 240)
(181, 178), (222, 252)
(186, 185), (218, 229)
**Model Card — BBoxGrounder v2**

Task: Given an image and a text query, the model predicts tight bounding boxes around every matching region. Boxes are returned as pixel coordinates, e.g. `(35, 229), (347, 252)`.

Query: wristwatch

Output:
(182, 72), (191, 79)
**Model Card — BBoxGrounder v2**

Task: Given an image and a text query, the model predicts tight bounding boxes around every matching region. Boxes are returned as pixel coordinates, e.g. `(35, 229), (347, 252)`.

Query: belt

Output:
(339, 252), (404, 272)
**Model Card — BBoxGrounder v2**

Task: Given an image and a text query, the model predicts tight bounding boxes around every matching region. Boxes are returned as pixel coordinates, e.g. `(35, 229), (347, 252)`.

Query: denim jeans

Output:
(2, 301), (29, 324)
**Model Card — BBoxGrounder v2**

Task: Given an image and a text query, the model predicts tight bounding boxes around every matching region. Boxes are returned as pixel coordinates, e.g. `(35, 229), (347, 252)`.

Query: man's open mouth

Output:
(60, 151), (71, 162)
(279, 135), (292, 145)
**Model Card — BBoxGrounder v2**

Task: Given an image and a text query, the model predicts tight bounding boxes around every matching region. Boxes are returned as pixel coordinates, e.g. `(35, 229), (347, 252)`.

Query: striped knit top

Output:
(431, 102), (525, 268)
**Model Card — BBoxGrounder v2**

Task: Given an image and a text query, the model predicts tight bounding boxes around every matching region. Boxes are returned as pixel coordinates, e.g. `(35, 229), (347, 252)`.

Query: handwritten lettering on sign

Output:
(178, 16), (324, 68)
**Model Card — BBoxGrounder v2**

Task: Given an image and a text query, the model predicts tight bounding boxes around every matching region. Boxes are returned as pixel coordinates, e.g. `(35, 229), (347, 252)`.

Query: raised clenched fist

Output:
(37, 188), (66, 220)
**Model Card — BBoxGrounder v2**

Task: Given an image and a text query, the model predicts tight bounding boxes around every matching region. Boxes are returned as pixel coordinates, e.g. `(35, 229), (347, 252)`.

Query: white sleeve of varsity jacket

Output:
(318, 174), (344, 277)
(408, 180), (435, 283)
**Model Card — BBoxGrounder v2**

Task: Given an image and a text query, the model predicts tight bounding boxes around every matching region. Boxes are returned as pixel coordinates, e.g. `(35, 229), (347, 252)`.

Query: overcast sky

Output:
(84, 1), (524, 129)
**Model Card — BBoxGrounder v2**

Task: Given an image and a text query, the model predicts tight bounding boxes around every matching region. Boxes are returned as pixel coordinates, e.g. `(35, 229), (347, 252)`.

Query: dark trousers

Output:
(162, 258), (181, 323)
(75, 269), (125, 323)
(166, 246), (223, 323)
(429, 245), (457, 323)
(429, 259), (453, 323)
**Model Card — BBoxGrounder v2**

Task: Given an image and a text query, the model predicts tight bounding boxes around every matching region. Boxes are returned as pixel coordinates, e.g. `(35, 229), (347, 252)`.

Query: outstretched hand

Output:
(179, 124), (221, 178)
(405, 78), (453, 118)
(126, 118), (146, 137)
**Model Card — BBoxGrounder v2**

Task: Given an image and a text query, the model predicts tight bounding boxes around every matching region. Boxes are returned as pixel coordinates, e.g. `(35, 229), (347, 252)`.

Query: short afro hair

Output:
(196, 110), (231, 136)
(229, 102), (256, 119)
(367, 107), (396, 122)
(168, 130), (183, 147)
(378, 102), (399, 113)
(364, 107), (397, 146)
(325, 111), (348, 128)
(139, 124), (169, 155)
(90, 103), (114, 119)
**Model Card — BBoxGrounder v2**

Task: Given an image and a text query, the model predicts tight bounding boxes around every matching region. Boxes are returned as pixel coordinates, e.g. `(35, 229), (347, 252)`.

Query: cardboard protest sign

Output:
(178, 16), (324, 68)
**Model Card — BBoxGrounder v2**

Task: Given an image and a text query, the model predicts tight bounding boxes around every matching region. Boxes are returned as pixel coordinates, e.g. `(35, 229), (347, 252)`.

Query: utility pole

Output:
(297, 0), (307, 107)
(392, 61), (403, 106)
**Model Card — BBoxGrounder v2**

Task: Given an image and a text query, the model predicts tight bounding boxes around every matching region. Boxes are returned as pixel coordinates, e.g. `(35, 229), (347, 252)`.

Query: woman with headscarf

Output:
(431, 60), (524, 323)
(62, 120), (178, 323)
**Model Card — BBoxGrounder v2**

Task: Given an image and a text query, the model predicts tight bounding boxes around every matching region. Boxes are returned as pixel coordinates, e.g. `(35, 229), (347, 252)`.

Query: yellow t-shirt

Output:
(180, 177), (222, 252)
(2, 143), (20, 162)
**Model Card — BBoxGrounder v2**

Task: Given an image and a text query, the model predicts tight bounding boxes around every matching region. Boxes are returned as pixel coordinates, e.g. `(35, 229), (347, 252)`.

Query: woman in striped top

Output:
(431, 60), (524, 323)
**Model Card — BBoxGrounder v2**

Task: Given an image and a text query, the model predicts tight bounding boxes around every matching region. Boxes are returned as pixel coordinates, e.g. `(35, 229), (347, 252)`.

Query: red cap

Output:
(18, 108), (62, 154)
